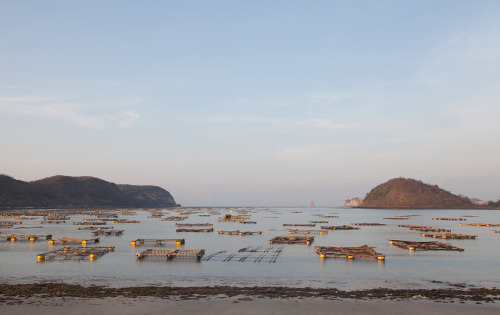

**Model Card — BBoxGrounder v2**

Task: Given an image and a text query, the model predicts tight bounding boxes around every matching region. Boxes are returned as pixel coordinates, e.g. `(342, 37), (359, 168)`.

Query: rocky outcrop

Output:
(0, 174), (178, 208)
(360, 177), (473, 208)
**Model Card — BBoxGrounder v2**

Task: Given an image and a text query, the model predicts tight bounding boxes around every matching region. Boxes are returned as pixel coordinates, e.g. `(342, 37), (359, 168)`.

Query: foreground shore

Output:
(1, 283), (499, 314)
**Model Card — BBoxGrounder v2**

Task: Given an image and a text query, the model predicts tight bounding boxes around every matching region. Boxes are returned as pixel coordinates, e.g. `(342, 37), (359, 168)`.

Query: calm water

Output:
(1, 207), (499, 290)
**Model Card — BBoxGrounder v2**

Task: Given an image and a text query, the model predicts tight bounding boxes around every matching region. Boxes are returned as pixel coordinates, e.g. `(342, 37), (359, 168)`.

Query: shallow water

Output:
(1, 207), (499, 290)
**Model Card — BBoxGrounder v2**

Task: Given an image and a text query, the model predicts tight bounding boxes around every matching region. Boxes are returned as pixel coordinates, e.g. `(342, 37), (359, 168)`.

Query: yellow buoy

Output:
(348, 255), (355, 259)
(30, 237), (36, 241)
(10, 238), (16, 242)
(378, 256), (385, 260)
(82, 240), (87, 245)
(108, 247), (114, 252)
(131, 241), (136, 246)
(288, 231), (292, 234)
(320, 254), (325, 259)
(90, 254), (97, 260)
(48, 240), (54, 245)
(409, 247), (415, 251)
(37, 255), (45, 262)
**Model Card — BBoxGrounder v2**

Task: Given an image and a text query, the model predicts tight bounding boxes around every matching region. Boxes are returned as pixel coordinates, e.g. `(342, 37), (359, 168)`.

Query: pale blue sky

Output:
(1, 1), (500, 206)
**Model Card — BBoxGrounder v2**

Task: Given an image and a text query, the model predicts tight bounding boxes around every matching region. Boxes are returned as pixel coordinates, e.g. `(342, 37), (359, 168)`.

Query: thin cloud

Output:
(0, 95), (140, 129)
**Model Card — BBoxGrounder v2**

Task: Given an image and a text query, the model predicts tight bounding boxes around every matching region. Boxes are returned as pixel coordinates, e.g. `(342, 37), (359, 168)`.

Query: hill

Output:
(360, 177), (473, 208)
(0, 174), (178, 208)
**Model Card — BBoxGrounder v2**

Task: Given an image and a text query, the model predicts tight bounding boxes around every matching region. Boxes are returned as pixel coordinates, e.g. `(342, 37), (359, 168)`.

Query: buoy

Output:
(30, 237), (36, 241)
(90, 254), (97, 260)
(10, 238), (16, 242)
(348, 255), (355, 259)
(82, 240), (87, 245)
(108, 247), (114, 252)
(306, 241), (311, 245)
(131, 241), (136, 246)
(37, 255), (45, 262)
(320, 254), (325, 259)
(48, 240), (54, 245)
(409, 247), (415, 251)
(378, 256), (385, 260)
(288, 231), (292, 234)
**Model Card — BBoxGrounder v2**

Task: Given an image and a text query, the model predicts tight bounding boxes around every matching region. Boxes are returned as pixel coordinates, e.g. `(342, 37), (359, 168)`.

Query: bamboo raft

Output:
(432, 217), (466, 221)
(463, 223), (500, 227)
(217, 231), (262, 235)
(283, 224), (316, 227)
(269, 236), (314, 245)
(0, 234), (52, 242)
(41, 220), (66, 224)
(160, 216), (188, 221)
(175, 223), (213, 227)
(74, 222), (107, 226)
(240, 221), (257, 224)
(384, 217), (409, 220)
(112, 219), (140, 224)
(399, 225), (451, 233)
(310, 221), (329, 223)
(37, 246), (114, 262)
(287, 229), (327, 234)
(389, 240), (464, 251)
(315, 245), (385, 260)
(352, 223), (386, 226)
(421, 233), (477, 239)
(50, 237), (100, 245)
(92, 230), (124, 236)
(76, 226), (114, 230)
(176, 228), (213, 233)
(320, 225), (359, 230)
(131, 238), (185, 246)
(136, 249), (205, 261)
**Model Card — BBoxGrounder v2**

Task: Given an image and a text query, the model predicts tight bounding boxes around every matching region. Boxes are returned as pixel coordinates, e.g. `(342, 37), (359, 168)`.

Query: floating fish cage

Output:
(131, 238), (185, 246)
(1, 234), (52, 242)
(136, 249), (205, 261)
(320, 225), (359, 230)
(420, 233), (477, 239)
(269, 236), (314, 245)
(217, 230), (262, 236)
(315, 245), (385, 260)
(37, 246), (114, 262)
(389, 240), (464, 251)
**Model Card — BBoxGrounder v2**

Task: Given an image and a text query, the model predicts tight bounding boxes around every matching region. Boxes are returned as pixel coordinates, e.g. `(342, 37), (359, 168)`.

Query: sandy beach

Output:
(1, 296), (500, 315)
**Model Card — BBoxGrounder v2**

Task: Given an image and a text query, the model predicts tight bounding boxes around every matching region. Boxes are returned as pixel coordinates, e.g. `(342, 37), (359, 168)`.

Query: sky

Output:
(1, 1), (500, 207)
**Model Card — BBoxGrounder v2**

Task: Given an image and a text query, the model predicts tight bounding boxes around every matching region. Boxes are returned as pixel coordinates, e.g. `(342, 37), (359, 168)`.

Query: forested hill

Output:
(0, 174), (178, 208)
(360, 178), (473, 208)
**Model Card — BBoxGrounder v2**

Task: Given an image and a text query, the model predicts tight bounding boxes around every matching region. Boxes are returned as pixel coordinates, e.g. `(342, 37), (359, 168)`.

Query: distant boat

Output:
(310, 201), (315, 207)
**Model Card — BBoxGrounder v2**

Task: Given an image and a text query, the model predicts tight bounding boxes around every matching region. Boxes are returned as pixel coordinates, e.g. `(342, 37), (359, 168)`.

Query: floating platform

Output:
(175, 223), (213, 227)
(389, 240), (464, 251)
(432, 217), (466, 221)
(176, 228), (213, 233)
(217, 231), (262, 236)
(420, 233), (477, 239)
(269, 236), (314, 245)
(352, 223), (386, 226)
(74, 222), (107, 226)
(50, 237), (100, 245)
(399, 225), (451, 233)
(111, 219), (140, 224)
(310, 221), (329, 223)
(92, 230), (124, 236)
(136, 249), (205, 261)
(41, 220), (66, 224)
(320, 225), (359, 230)
(315, 245), (385, 260)
(384, 217), (409, 220)
(463, 223), (500, 227)
(131, 238), (185, 246)
(37, 246), (114, 262)
(76, 226), (114, 230)
(0, 234), (52, 242)
(160, 216), (188, 221)
(283, 224), (316, 227)
(288, 229), (327, 234)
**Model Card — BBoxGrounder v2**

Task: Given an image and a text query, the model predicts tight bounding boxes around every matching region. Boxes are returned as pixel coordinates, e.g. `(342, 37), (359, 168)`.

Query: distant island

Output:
(346, 177), (499, 209)
(0, 174), (179, 208)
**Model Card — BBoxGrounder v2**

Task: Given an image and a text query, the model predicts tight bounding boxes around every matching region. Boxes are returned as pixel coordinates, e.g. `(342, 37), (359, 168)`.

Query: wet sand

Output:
(1, 283), (499, 314)
(1, 296), (500, 315)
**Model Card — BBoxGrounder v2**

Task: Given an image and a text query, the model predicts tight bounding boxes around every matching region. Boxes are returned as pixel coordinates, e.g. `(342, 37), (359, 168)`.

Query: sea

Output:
(1, 207), (499, 290)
